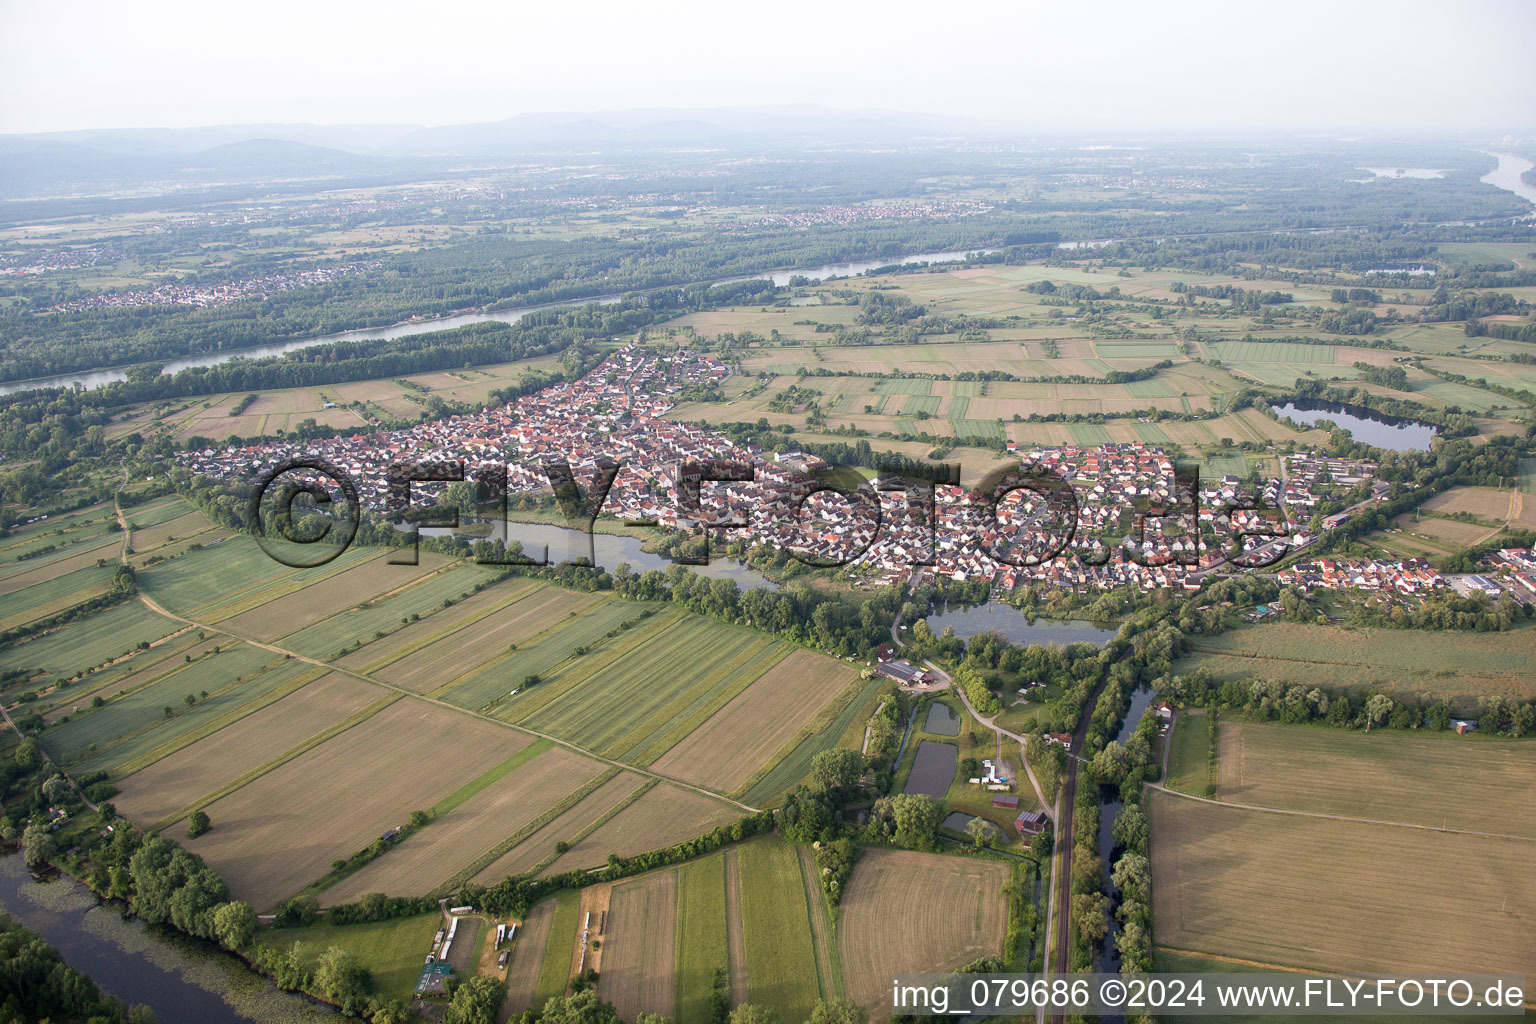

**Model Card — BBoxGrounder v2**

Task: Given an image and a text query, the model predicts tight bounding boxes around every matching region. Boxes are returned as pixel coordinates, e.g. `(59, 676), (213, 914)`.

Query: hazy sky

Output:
(2, 0), (1533, 136)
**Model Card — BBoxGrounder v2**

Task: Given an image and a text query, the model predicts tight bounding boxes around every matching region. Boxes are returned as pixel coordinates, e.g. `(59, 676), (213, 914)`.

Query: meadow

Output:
(1176, 621), (1536, 701)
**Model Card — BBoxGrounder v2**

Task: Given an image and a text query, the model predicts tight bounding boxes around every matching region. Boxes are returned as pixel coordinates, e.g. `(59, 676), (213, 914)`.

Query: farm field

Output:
(837, 849), (1010, 1022)
(1, 600), (183, 680)
(1175, 621), (1536, 701)
(0, 563), (115, 631)
(537, 784), (741, 876)
(135, 536), (380, 621)
(674, 854), (730, 1024)
(504, 898), (557, 1013)
(735, 839), (823, 1023)
(321, 742), (609, 903)
(112, 673), (385, 826)
(740, 676), (884, 806)
(186, 697), (523, 908)
(217, 550), (452, 641)
(468, 771), (648, 884)
(38, 631), (215, 722)
(648, 649), (858, 793)
(599, 872), (679, 1022)
(1148, 789), (1536, 978)
(1214, 721), (1536, 837)
(1164, 710), (1213, 796)
(515, 616), (790, 763)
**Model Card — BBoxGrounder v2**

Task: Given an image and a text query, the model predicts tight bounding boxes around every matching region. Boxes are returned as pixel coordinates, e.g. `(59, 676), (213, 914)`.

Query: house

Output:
(1015, 811), (1048, 836)
(874, 642), (897, 662)
(992, 793), (1020, 810)
(1045, 732), (1073, 748)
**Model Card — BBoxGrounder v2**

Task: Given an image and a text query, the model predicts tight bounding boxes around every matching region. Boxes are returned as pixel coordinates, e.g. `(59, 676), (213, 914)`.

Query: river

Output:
(1094, 682), (1157, 984)
(0, 248), (991, 397)
(0, 854), (334, 1023)
(1480, 151), (1536, 210)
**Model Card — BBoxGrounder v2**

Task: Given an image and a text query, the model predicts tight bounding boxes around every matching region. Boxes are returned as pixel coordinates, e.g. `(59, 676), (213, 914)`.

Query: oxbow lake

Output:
(924, 603), (1120, 646)
(1272, 400), (1438, 452)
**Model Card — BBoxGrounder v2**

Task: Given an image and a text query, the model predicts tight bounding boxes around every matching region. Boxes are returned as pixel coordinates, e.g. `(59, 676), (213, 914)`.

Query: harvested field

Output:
(187, 698), (524, 908)
(471, 772), (648, 884)
(838, 849), (1009, 1022)
(322, 744), (609, 902)
(504, 899), (556, 1013)
(650, 650), (855, 792)
(1215, 721), (1536, 837)
(599, 871), (678, 1022)
(1148, 789), (1536, 978)
(113, 673), (383, 824)
(538, 785), (740, 876)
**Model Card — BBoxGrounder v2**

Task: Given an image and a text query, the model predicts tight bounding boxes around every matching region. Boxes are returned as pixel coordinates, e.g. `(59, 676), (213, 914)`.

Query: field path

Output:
(722, 847), (749, 1007)
(128, 582), (760, 813)
(1146, 782), (1536, 843)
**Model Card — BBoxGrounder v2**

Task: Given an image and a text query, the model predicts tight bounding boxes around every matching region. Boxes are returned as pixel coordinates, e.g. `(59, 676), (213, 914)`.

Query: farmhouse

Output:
(1015, 811), (1048, 836)
(875, 659), (932, 686)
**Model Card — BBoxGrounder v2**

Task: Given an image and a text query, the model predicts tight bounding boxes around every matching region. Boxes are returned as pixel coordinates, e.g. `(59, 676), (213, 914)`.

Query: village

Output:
(181, 341), (1482, 602)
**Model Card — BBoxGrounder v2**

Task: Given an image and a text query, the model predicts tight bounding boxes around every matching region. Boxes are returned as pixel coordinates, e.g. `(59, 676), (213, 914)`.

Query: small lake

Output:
(1272, 399), (1437, 452)
(0, 854), (334, 1024)
(924, 701), (960, 736)
(904, 740), (958, 798)
(924, 603), (1119, 647)
(421, 519), (778, 590)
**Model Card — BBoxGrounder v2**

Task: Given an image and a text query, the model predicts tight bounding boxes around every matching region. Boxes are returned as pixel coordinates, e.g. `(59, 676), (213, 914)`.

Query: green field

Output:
(257, 913), (440, 1002)
(519, 616), (788, 762)
(737, 839), (821, 1022)
(1165, 710), (1212, 795)
(873, 378), (933, 396)
(536, 891), (582, 1004)
(277, 563), (506, 658)
(951, 419), (1005, 444)
(902, 395), (941, 416)
(1067, 423), (1113, 445)
(675, 854), (730, 1024)
(1175, 621), (1536, 702)
(1210, 341), (1335, 364)
(2, 601), (181, 679)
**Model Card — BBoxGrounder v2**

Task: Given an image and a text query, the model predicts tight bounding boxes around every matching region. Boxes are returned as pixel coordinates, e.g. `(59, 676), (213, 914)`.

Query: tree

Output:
(212, 901), (257, 951)
(1364, 694), (1394, 732)
(965, 816), (994, 850)
(1110, 853), (1150, 903)
(1111, 803), (1148, 853)
(539, 989), (622, 1024)
(314, 945), (373, 1015)
(42, 774), (70, 804)
(1072, 891), (1112, 942)
(15, 736), (41, 770)
(808, 998), (868, 1024)
(890, 793), (945, 851)
(447, 974), (507, 1024)
(809, 747), (864, 793)
(22, 821), (56, 870)
(187, 809), (211, 838)
(728, 1005), (780, 1024)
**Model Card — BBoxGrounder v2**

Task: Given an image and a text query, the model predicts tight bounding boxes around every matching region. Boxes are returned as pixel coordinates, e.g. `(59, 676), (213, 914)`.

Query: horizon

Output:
(3, 0), (1535, 137)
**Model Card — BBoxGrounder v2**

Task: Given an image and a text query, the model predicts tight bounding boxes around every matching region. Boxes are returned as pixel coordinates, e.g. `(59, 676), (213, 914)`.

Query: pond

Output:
(903, 740), (958, 798)
(0, 854), (334, 1024)
(923, 702), (960, 737)
(1272, 399), (1437, 452)
(924, 603), (1119, 647)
